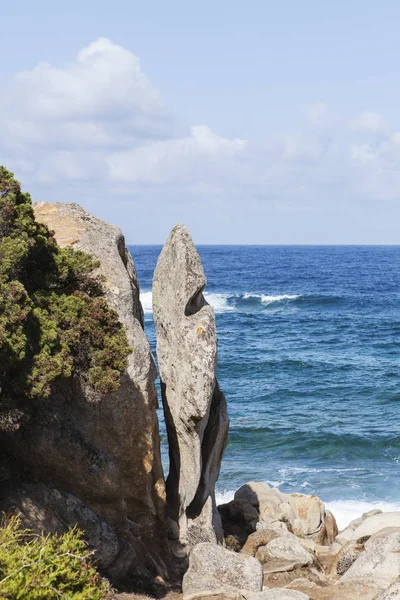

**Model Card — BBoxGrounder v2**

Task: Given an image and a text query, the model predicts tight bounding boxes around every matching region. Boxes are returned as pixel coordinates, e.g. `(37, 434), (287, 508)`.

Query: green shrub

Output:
(0, 166), (131, 407)
(0, 515), (109, 599)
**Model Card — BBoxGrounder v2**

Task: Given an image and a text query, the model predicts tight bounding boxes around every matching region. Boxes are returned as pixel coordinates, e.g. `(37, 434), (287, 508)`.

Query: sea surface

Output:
(128, 245), (400, 529)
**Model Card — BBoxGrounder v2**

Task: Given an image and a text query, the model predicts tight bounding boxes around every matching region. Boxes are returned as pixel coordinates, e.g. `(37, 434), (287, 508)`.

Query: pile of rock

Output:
(182, 481), (400, 600)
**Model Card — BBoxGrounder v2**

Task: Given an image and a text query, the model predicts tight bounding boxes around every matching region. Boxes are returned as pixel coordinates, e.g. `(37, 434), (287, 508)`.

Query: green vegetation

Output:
(0, 515), (109, 599)
(0, 166), (131, 406)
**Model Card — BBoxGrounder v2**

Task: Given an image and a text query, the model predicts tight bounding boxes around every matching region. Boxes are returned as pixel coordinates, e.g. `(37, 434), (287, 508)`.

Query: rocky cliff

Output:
(0, 205), (229, 591)
(1, 202), (167, 590)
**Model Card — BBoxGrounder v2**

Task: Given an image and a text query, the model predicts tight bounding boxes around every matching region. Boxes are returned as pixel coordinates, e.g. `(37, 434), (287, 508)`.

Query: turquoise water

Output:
(129, 245), (400, 527)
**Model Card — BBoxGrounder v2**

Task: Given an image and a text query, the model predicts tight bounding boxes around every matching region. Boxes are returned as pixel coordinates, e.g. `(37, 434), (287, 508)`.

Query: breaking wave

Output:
(140, 290), (308, 315)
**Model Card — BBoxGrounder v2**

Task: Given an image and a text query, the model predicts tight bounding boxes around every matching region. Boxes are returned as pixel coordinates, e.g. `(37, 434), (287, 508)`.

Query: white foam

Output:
(215, 489), (235, 505)
(204, 292), (235, 313)
(325, 500), (400, 531)
(261, 294), (300, 304)
(140, 290), (235, 315)
(140, 291), (153, 315)
(140, 290), (302, 315)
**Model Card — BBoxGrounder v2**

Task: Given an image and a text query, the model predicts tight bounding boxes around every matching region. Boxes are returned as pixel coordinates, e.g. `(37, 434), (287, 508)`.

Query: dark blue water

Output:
(129, 245), (400, 526)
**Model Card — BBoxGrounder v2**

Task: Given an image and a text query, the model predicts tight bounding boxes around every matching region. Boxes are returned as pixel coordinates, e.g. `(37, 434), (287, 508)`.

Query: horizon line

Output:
(127, 243), (400, 247)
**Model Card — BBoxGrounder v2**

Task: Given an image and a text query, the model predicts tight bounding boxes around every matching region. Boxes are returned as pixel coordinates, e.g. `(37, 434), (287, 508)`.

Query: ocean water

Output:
(129, 245), (400, 530)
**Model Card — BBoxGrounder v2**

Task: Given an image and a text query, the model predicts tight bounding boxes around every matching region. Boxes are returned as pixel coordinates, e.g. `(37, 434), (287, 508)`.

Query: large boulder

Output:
(153, 224), (229, 545)
(340, 528), (400, 589)
(1, 202), (167, 589)
(241, 529), (282, 556)
(336, 509), (383, 545)
(351, 513), (400, 542)
(182, 542), (262, 600)
(257, 536), (314, 569)
(219, 500), (259, 542)
(234, 483), (335, 544)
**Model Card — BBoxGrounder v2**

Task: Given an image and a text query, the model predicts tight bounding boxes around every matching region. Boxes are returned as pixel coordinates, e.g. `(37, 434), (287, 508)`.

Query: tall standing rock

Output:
(2, 202), (167, 589)
(153, 224), (229, 546)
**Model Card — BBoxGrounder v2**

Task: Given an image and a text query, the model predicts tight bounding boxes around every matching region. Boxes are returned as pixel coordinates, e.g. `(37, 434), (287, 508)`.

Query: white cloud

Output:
(350, 144), (377, 165)
(0, 39), (247, 186)
(352, 111), (387, 134)
(1, 37), (400, 243)
(1, 38), (170, 152)
(107, 126), (246, 183)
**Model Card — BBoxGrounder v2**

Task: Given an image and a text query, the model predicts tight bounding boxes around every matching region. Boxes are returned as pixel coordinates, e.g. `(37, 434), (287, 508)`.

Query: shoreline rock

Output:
(153, 224), (229, 547)
(1, 202), (168, 591)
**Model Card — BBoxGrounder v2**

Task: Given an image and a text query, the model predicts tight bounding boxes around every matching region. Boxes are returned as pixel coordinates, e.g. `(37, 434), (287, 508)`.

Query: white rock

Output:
(262, 536), (314, 567)
(352, 513), (400, 541)
(182, 542), (262, 599)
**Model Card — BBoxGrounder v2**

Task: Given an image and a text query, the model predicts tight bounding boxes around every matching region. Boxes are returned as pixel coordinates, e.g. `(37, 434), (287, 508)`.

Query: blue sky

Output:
(2, 1), (400, 243)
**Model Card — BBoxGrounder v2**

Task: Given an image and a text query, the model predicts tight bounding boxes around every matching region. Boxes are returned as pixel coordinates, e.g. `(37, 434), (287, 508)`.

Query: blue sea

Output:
(128, 245), (400, 529)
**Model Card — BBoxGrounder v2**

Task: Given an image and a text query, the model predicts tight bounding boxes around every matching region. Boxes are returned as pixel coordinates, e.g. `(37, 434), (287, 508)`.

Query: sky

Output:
(2, 1), (400, 243)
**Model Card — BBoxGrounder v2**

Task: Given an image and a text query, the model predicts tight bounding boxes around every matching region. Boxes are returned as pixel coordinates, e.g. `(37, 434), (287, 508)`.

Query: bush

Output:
(0, 166), (131, 407)
(0, 515), (109, 599)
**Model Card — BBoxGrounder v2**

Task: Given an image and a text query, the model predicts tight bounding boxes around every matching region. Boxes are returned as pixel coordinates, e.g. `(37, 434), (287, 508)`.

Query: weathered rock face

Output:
(153, 224), (229, 545)
(1, 202), (167, 589)
(0, 482), (160, 587)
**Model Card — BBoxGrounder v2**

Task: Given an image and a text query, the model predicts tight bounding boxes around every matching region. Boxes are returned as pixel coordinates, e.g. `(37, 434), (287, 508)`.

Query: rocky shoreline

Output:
(1, 197), (399, 599)
(205, 481), (400, 600)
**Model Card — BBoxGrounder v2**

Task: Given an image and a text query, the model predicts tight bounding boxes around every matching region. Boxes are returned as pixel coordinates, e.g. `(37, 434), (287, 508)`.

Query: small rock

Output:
(261, 536), (314, 568)
(262, 566), (329, 590)
(261, 559), (303, 574)
(322, 510), (339, 545)
(285, 578), (320, 591)
(241, 529), (282, 557)
(182, 542), (262, 599)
